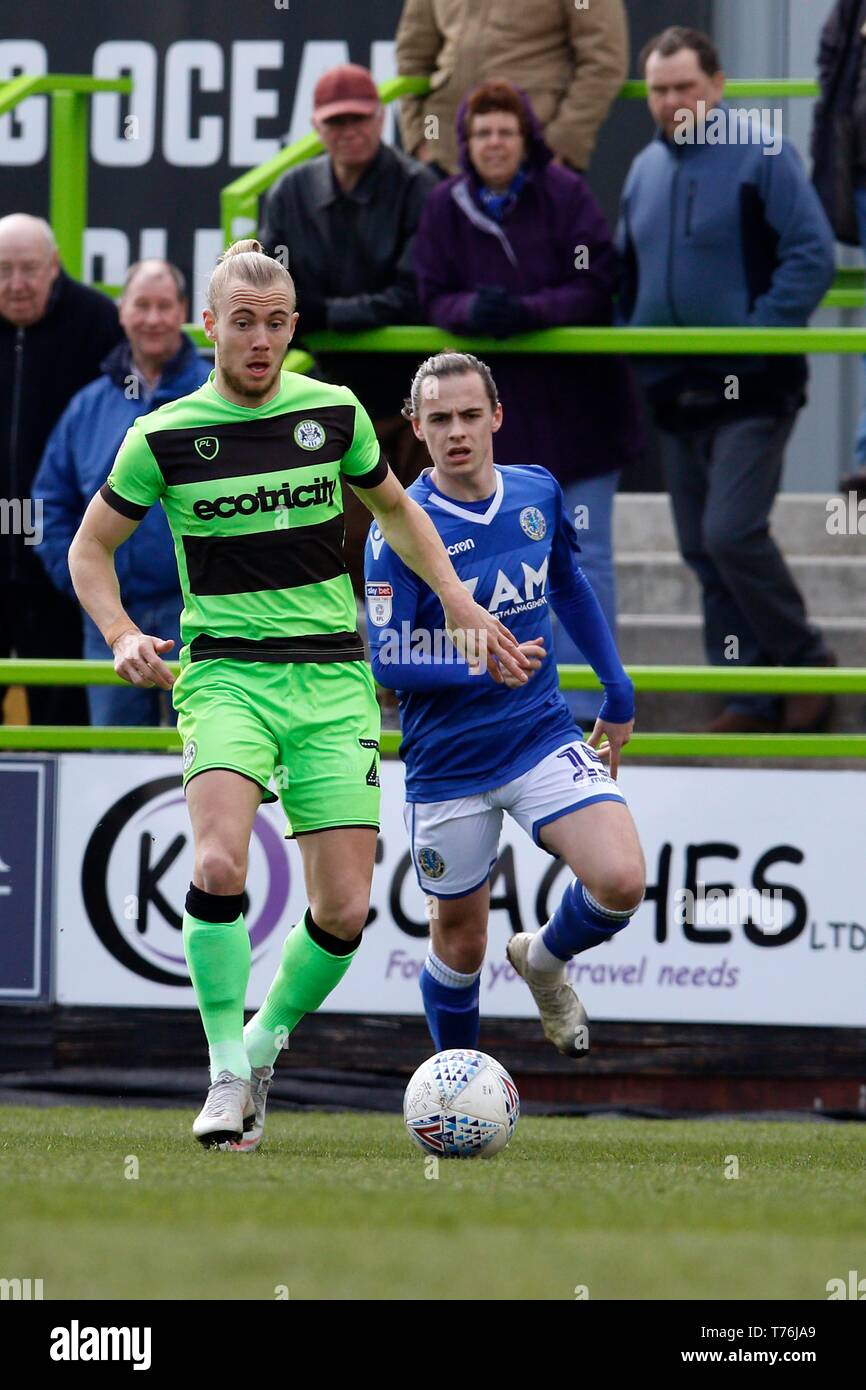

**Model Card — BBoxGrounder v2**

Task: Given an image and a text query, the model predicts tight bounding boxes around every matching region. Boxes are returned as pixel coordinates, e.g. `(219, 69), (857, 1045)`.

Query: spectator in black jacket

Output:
(0, 213), (123, 724)
(261, 63), (438, 592)
(811, 0), (866, 492)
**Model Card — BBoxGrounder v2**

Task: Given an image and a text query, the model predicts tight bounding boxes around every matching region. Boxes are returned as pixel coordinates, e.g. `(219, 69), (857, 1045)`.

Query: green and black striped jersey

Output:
(101, 369), (387, 664)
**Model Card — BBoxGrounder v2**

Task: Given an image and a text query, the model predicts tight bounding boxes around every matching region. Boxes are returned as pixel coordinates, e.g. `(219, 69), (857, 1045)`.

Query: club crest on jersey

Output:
(194, 437), (219, 460)
(182, 740), (197, 773)
(366, 581), (393, 626)
(418, 847), (445, 880)
(294, 419), (326, 450)
(519, 506), (546, 540)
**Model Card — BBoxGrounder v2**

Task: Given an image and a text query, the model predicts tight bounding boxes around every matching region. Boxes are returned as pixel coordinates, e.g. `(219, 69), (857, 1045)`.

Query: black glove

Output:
(467, 285), (529, 339)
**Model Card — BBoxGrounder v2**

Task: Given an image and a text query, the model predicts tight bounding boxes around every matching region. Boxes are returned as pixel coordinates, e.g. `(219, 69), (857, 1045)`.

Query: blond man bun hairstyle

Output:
(207, 238), (296, 314)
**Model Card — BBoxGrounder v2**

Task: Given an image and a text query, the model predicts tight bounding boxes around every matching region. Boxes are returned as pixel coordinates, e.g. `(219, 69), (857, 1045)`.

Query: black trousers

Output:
(0, 581), (89, 724)
(659, 413), (829, 719)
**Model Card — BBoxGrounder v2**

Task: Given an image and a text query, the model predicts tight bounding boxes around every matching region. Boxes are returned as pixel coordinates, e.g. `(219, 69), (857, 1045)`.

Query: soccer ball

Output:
(403, 1049), (520, 1158)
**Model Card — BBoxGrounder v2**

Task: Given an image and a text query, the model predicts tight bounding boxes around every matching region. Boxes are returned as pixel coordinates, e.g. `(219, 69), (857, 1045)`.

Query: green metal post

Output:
(50, 89), (88, 280)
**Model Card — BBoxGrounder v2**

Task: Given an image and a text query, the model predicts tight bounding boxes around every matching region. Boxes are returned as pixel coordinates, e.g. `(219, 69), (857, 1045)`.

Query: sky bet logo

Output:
(193, 477), (336, 521)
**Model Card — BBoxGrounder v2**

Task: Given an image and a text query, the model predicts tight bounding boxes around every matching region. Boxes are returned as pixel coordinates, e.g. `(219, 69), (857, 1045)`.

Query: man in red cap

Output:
(261, 63), (438, 595)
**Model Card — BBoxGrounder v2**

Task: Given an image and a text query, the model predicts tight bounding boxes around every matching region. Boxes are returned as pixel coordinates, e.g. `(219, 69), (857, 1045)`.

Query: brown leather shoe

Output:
(700, 709), (781, 734)
(782, 652), (837, 733)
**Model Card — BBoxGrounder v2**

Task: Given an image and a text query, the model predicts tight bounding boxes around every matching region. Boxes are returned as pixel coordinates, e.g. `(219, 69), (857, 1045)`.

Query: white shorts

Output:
(404, 738), (626, 899)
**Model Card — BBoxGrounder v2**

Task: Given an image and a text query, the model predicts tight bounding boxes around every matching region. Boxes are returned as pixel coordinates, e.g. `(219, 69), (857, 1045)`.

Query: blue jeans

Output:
(84, 596), (182, 726)
(855, 185), (866, 464)
(553, 470), (621, 725)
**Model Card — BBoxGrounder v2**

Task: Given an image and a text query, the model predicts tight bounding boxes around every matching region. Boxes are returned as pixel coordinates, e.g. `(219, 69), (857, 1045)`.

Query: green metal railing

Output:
(299, 325), (866, 355)
(1, 660), (864, 761)
(0, 74), (133, 280)
(180, 323), (866, 363)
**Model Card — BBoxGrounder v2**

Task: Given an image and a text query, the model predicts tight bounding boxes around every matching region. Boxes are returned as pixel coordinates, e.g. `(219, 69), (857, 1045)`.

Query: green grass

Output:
(0, 1106), (864, 1300)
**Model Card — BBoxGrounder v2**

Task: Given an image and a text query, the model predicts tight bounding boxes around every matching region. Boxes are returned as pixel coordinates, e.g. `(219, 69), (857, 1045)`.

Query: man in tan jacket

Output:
(396, 0), (628, 174)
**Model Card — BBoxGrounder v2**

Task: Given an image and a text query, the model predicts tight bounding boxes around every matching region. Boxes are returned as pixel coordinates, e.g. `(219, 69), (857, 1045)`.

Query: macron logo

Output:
(447, 538), (475, 556)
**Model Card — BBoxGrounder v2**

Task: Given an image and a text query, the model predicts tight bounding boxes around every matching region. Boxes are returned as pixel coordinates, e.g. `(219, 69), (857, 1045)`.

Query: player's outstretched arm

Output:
(69, 493), (176, 690)
(354, 468), (529, 684)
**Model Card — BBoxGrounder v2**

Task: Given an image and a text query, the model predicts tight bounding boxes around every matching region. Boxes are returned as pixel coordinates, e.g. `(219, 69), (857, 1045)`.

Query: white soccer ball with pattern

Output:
(403, 1049), (520, 1158)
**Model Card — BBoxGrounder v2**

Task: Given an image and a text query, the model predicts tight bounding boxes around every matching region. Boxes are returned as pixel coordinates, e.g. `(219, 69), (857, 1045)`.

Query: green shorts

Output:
(173, 657), (381, 836)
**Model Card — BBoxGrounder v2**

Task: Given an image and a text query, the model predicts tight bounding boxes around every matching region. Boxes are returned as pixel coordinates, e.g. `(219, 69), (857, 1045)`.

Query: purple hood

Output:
(454, 84), (555, 180)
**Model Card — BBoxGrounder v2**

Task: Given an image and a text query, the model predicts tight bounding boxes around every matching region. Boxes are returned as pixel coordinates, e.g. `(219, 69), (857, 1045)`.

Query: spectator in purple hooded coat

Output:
(413, 79), (645, 726)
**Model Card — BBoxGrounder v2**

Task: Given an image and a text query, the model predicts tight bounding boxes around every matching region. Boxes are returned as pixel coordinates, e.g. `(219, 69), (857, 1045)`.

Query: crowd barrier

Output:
(1, 659), (864, 760)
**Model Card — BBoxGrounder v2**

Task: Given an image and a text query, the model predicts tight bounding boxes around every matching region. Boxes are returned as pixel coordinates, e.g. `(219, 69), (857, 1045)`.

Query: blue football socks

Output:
(540, 877), (635, 962)
(420, 950), (481, 1050)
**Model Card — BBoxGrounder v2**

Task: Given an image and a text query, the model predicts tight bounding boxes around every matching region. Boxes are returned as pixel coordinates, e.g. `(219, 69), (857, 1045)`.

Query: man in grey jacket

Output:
(617, 27), (837, 733)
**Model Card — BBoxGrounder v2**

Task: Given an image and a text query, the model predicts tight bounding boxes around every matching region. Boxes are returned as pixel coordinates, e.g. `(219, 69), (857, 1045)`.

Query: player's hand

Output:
(501, 636), (546, 688)
(112, 632), (176, 690)
(441, 587), (530, 684)
(585, 717), (634, 780)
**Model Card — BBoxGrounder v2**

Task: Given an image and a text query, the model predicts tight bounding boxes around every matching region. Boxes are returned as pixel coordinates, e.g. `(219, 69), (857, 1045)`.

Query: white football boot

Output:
(506, 934), (590, 1058)
(192, 1070), (254, 1149)
(227, 1065), (274, 1153)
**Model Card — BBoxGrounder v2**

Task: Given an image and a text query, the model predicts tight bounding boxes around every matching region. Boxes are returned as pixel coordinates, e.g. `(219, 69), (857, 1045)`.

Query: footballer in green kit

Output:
(69, 239), (527, 1150)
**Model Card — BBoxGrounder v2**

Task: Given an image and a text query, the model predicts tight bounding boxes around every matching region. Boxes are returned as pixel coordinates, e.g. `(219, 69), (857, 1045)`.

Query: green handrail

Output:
(294, 325), (866, 354)
(0, 726), (863, 760)
(122, 322), (866, 366)
(620, 79), (820, 100)
(0, 74), (133, 280)
(2, 660), (864, 760)
(1, 659), (863, 694)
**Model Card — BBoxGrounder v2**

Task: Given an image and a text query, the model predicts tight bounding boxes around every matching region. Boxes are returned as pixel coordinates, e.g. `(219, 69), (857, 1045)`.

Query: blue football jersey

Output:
(364, 465), (584, 802)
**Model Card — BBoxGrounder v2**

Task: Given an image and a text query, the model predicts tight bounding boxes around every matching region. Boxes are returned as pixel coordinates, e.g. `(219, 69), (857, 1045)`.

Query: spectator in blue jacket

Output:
(33, 260), (210, 725)
(617, 27), (837, 734)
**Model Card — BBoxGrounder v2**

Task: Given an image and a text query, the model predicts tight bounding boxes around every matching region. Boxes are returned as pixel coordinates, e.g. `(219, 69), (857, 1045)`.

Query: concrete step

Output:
(616, 553), (866, 618)
(616, 613), (866, 666)
(613, 493), (866, 557)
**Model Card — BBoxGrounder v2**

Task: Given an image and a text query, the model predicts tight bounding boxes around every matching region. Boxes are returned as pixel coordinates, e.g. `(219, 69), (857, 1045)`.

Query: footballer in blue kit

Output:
(364, 352), (646, 1058)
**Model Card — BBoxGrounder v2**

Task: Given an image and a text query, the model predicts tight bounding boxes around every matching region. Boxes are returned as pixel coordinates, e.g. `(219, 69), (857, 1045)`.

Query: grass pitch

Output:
(1, 1105), (864, 1300)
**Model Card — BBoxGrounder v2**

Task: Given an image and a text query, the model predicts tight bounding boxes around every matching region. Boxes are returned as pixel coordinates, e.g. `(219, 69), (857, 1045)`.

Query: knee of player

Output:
(432, 932), (487, 976)
(590, 866), (645, 916)
(309, 894), (369, 941)
(195, 844), (247, 896)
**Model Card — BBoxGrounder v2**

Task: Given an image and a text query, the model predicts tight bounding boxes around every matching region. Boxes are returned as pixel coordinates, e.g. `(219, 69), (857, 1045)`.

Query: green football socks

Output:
(183, 886), (252, 1083)
(244, 911), (360, 1068)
